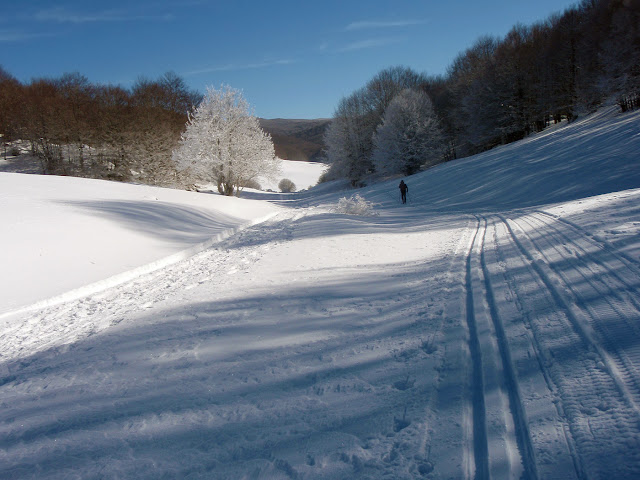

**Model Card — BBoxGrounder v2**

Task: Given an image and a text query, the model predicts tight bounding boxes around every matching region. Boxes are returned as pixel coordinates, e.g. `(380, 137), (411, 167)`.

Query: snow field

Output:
(0, 173), (282, 316)
(2, 107), (640, 478)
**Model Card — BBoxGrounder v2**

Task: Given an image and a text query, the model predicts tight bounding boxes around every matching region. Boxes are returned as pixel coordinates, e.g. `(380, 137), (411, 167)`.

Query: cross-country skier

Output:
(399, 180), (408, 204)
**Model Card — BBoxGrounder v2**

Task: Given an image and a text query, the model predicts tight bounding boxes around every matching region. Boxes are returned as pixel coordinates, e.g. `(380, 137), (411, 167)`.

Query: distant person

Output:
(399, 180), (408, 204)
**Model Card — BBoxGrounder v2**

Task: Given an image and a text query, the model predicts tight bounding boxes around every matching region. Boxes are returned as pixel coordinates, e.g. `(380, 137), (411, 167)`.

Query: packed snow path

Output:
(2, 108), (640, 479)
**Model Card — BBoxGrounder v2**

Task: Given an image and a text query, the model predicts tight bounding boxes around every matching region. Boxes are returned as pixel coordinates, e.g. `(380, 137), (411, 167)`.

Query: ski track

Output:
(457, 210), (640, 480)
(499, 212), (640, 479)
(521, 212), (640, 410)
(0, 210), (301, 369)
(463, 215), (536, 480)
(478, 217), (537, 480)
(463, 217), (491, 480)
(0, 207), (471, 479)
(3, 203), (640, 478)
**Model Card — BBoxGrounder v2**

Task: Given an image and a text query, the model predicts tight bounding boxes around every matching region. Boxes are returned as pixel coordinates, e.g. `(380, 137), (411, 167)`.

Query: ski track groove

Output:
(516, 213), (640, 413)
(500, 213), (640, 479)
(420, 220), (473, 478)
(464, 216), (490, 480)
(490, 218), (583, 480)
(533, 210), (640, 314)
(536, 210), (640, 275)
(478, 216), (538, 480)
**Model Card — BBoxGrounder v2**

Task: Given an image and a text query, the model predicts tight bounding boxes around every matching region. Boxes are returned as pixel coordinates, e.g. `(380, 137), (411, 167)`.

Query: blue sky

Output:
(2, 1), (579, 119)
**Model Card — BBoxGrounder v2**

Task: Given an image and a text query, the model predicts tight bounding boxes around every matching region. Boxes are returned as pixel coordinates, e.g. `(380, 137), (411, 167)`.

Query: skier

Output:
(399, 180), (408, 204)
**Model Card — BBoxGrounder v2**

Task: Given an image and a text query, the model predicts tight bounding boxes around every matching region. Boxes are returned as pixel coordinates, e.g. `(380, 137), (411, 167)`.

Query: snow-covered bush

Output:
(334, 194), (378, 216)
(278, 178), (296, 192)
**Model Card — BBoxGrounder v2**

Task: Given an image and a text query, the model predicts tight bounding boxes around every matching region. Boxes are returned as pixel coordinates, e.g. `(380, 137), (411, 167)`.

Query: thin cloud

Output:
(0, 29), (55, 43)
(185, 59), (294, 76)
(34, 7), (173, 24)
(345, 19), (428, 31)
(338, 37), (404, 52)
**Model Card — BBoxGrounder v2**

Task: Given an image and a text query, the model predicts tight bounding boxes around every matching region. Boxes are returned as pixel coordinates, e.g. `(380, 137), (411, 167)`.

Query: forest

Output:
(0, 0), (638, 187)
(323, 0), (640, 183)
(0, 70), (201, 186)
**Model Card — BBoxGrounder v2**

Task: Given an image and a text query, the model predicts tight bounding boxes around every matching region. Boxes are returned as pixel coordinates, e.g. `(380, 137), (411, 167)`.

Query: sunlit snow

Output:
(1, 107), (640, 479)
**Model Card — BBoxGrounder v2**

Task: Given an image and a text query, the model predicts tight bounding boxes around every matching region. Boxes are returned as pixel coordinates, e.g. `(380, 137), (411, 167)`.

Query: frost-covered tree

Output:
(173, 85), (280, 195)
(323, 66), (427, 184)
(323, 87), (377, 184)
(372, 89), (444, 176)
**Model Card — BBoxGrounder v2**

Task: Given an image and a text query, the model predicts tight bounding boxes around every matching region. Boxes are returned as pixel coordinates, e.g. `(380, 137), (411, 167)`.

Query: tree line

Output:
(1, 0), (637, 189)
(324, 0), (640, 185)
(0, 69), (201, 186)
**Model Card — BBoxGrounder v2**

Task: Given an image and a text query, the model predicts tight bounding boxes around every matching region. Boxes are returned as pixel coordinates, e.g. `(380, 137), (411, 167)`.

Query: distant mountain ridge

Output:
(259, 118), (331, 162)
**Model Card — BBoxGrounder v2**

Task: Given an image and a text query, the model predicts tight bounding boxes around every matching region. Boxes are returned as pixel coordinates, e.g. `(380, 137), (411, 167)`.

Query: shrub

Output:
(334, 193), (377, 216)
(278, 178), (296, 192)
(241, 178), (262, 190)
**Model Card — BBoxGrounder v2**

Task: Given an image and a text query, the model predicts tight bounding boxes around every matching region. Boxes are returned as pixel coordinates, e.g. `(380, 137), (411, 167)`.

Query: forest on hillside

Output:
(323, 0), (640, 184)
(0, 0), (638, 187)
(0, 71), (200, 186)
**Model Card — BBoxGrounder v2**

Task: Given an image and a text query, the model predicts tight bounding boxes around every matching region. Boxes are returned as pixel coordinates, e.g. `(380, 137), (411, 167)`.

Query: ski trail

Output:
(537, 210), (640, 273)
(0, 210), (296, 367)
(501, 214), (640, 479)
(534, 210), (640, 313)
(514, 213), (640, 413)
(489, 217), (580, 480)
(419, 216), (472, 472)
(479, 216), (537, 480)
(428, 216), (481, 480)
(463, 217), (490, 480)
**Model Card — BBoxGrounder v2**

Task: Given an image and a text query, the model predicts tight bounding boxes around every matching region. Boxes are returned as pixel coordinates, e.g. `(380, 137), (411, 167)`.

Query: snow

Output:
(260, 158), (328, 192)
(0, 174), (281, 316)
(2, 106), (640, 479)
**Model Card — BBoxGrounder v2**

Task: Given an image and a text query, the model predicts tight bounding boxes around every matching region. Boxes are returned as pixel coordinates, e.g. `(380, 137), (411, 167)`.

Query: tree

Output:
(372, 89), (444, 176)
(323, 66), (428, 184)
(173, 85), (280, 195)
(323, 87), (375, 184)
(0, 67), (22, 156)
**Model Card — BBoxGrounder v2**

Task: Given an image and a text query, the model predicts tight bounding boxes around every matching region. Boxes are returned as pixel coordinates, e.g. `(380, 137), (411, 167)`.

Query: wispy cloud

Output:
(345, 19), (428, 31)
(338, 37), (404, 52)
(185, 59), (295, 76)
(34, 7), (173, 24)
(0, 29), (54, 43)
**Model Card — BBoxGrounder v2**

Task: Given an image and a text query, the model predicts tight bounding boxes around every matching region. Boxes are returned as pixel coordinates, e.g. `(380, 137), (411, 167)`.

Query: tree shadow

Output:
(58, 200), (247, 244)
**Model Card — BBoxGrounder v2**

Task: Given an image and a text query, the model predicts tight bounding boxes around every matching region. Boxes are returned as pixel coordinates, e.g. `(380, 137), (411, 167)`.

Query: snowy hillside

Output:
(0, 174), (281, 316)
(1, 107), (640, 479)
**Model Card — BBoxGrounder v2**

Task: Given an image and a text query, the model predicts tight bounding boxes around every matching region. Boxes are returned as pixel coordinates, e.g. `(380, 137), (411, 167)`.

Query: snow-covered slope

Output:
(0, 174), (281, 316)
(1, 107), (640, 479)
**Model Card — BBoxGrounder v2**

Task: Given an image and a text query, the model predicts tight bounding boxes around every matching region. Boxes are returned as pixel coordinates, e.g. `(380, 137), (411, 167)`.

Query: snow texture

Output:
(1, 106), (640, 479)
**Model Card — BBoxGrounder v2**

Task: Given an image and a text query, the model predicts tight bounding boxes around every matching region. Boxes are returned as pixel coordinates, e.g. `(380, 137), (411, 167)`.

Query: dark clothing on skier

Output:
(399, 180), (408, 204)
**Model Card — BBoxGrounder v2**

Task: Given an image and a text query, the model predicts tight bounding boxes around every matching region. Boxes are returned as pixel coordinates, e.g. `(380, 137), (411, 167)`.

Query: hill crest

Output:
(259, 118), (330, 162)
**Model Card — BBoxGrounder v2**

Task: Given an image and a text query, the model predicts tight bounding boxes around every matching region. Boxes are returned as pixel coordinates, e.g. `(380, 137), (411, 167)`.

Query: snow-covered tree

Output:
(323, 67), (428, 185)
(173, 85), (280, 195)
(323, 87), (377, 185)
(372, 89), (444, 176)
